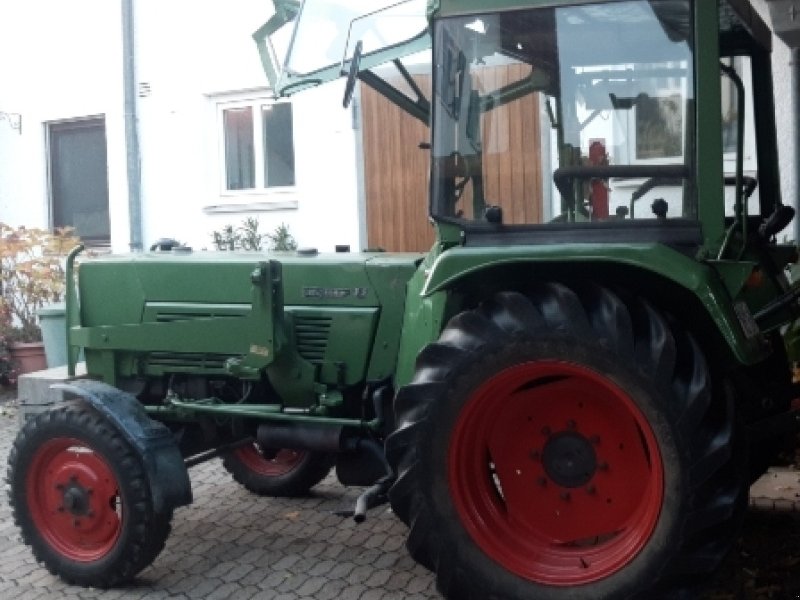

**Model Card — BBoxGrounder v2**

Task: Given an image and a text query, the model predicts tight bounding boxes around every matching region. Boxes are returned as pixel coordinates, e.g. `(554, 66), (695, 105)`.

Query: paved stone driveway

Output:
(0, 404), (441, 600)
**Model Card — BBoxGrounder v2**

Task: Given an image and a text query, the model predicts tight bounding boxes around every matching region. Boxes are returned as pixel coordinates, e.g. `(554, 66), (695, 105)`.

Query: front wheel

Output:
(387, 284), (744, 600)
(8, 404), (171, 587)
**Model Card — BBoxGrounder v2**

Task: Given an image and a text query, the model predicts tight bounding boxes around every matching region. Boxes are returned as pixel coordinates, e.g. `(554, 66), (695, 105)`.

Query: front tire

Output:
(387, 284), (743, 599)
(8, 404), (171, 587)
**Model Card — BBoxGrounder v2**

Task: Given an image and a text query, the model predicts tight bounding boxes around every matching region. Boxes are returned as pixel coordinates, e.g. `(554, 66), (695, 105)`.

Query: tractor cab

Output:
(257, 0), (790, 257)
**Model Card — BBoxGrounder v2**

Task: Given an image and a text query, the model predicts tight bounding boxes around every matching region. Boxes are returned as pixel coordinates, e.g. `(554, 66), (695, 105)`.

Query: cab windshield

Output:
(256, 0), (429, 97)
(430, 0), (695, 227)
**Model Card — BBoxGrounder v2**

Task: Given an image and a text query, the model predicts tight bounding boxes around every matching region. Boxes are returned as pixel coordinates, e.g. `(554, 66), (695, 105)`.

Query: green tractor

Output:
(9, 0), (800, 598)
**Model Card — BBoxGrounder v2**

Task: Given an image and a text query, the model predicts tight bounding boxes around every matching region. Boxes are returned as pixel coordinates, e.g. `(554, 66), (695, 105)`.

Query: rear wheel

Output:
(387, 284), (744, 600)
(8, 404), (171, 587)
(450, 360), (663, 586)
(222, 444), (332, 497)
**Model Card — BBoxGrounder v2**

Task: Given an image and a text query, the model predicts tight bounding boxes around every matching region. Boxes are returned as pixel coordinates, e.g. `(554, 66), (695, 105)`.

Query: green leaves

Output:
(210, 218), (297, 252)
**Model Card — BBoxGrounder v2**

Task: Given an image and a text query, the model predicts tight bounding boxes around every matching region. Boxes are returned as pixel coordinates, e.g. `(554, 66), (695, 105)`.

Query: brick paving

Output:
(0, 402), (441, 600)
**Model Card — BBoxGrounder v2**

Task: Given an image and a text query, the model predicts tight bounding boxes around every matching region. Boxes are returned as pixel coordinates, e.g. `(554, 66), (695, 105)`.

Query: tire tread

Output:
(387, 283), (741, 600)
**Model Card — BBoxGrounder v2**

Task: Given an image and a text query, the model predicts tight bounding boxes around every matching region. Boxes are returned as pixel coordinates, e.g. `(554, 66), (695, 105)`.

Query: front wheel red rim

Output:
(448, 361), (664, 586)
(233, 445), (305, 477)
(26, 438), (122, 562)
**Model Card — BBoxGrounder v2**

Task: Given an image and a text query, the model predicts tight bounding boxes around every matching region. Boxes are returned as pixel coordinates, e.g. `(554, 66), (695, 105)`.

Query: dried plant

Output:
(211, 219), (297, 252)
(0, 223), (80, 343)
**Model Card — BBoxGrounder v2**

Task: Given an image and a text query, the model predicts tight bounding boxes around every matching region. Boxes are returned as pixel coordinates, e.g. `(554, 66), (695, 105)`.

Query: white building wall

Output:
(0, 0), (362, 253)
(0, 0), (125, 237)
(133, 0), (362, 252)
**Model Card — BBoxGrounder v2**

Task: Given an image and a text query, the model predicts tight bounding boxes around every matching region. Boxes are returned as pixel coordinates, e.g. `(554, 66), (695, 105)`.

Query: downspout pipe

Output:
(122, 0), (143, 251)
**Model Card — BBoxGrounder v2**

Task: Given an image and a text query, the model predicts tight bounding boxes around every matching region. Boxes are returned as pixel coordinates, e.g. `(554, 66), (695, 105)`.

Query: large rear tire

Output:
(387, 284), (744, 600)
(222, 444), (332, 497)
(8, 404), (172, 587)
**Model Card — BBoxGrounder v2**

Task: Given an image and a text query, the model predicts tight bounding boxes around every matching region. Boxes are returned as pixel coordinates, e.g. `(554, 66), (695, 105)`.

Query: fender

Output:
(421, 243), (770, 366)
(52, 380), (192, 513)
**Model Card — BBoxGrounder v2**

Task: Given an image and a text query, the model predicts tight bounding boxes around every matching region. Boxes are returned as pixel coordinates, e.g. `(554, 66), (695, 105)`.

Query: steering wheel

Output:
(553, 164), (689, 220)
(342, 40), (363, 109)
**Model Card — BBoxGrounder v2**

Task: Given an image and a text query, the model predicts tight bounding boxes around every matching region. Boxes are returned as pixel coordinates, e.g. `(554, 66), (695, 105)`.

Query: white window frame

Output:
(206, 90), (298, 214)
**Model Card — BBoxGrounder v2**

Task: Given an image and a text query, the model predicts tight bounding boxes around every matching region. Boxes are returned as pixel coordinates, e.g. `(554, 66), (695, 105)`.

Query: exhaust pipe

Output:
(257, 422), (346, 453)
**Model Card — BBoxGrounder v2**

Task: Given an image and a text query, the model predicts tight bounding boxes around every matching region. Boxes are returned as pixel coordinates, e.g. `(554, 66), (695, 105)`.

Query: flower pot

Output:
(9, 342), (47, 375)
(38, 303), (68, 367)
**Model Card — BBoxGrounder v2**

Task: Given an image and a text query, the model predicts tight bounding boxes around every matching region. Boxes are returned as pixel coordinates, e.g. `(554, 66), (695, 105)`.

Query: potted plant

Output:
(211, 218), (298, 252)
(0, 305), (18, 388)
(0, 223), (80, 375)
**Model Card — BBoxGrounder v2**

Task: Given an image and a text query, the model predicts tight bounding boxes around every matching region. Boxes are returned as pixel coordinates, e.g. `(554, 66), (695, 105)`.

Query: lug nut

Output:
(73, 519), (81, 528)
(560, 491), (571, 502)
(567, 419), (576, 430)
(541, 426), (552, 436)
(529, 450), (540, 461)
(589, 435), (600, 445)
(537, 477), (547, 487)
(586, 484), (596, 495)
(598, 461), (609, 471)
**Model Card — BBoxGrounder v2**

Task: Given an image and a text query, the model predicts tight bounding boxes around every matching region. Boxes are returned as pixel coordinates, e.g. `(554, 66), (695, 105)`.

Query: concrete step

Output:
(17, 363), (86, 426)
(749, 467), (800, 512)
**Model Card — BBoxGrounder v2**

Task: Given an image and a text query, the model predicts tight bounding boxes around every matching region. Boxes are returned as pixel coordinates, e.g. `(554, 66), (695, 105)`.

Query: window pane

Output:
(636, 94), (684, 160)
(263, 103), (296, 187)
(49, 119), (111, 243)
(721, 58), (738, 155)
(721, 56), (759, 217)
(431, 0), (696, 225)
(224, 107), (255, 190)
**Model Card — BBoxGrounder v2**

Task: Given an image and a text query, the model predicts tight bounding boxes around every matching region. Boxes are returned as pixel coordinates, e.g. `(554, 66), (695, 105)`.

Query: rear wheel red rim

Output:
(448, 361), (664, 586)
(26, 437), (122, 562)
(234, 445), (305, 477)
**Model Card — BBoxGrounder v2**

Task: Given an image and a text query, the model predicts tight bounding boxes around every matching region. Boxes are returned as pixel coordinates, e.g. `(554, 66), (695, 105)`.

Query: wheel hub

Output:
(541, 431), (597, 488)
(60, 482), (92, 516)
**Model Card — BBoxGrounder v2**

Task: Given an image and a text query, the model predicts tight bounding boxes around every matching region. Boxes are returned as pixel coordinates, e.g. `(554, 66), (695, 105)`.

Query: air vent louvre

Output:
(156, 312), (242, 323)
(147, 352), (234, 370)
(294, 315), (332, 363)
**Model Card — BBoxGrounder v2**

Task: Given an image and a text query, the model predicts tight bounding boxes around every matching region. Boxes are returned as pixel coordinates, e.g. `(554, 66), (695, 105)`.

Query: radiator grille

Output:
(294, 315), (332, 363)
